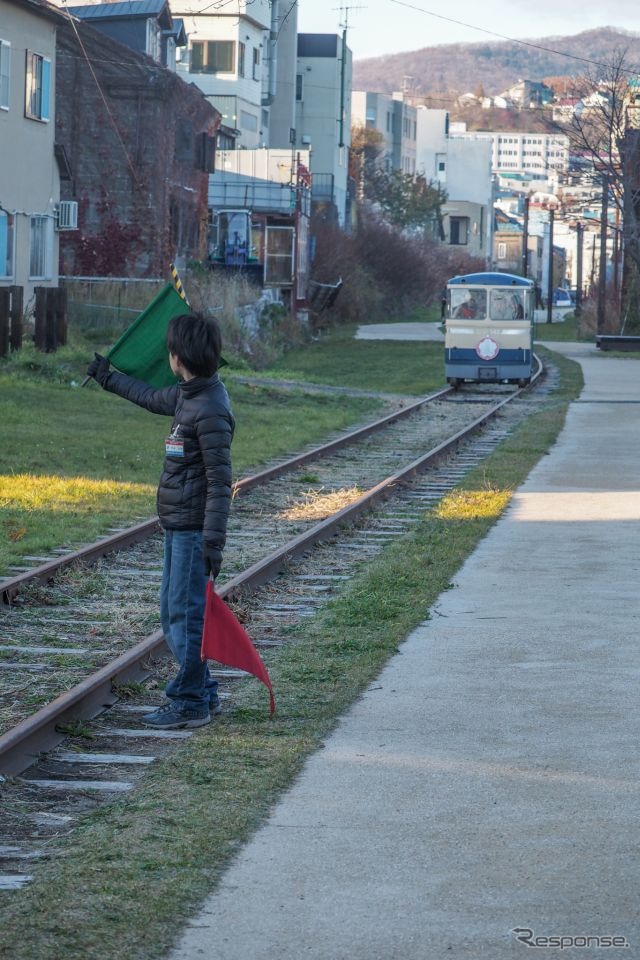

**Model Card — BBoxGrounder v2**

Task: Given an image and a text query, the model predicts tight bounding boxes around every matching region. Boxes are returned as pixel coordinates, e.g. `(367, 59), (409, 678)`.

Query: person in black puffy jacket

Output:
(87, 312), (234, 729)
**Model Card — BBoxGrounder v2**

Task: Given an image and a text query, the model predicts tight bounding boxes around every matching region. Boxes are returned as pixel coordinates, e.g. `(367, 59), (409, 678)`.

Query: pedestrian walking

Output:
(534, 282), (543, 309)
(86, 312), (234, 729)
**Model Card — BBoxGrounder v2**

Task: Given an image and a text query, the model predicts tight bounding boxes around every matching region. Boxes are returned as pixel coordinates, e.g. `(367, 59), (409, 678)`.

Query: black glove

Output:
(86, 353), (111, 387)
(204, 547), (221, 581)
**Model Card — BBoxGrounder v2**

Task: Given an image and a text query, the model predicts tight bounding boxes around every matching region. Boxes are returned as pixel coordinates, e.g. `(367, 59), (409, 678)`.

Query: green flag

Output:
(106, 283), (186, 388)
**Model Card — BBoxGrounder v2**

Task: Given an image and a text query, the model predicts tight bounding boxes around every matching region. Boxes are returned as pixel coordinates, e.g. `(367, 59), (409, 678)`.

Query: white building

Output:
(1, 0), (64, 304)
(296, 33), (352, 227)
(351, 90), (417, 173)
(415, 109), (494, 261)
(452, 129), (569, 178)
(174, 0), (274, 148)
(268, 0), (298, 149)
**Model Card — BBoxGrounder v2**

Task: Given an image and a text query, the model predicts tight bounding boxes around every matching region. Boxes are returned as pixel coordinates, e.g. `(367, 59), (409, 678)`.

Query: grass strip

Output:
(0, 373), (380, 575)
(0, 348), (582, 959)
(262, 326), (446, 394)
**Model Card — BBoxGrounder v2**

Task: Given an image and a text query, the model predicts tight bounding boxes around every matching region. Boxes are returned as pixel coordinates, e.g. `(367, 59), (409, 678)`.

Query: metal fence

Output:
(61, 276), (165, 337)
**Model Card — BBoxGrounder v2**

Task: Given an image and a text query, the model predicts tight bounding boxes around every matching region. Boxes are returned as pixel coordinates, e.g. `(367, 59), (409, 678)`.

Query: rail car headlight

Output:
(476, 337), (499, 360)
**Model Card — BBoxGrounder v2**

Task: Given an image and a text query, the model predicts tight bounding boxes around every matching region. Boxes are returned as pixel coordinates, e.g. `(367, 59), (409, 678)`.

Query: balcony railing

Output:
(311, 173), (335, 201)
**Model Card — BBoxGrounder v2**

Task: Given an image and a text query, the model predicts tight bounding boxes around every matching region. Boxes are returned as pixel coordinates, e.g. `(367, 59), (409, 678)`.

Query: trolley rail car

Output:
(445, 272), (535, 387)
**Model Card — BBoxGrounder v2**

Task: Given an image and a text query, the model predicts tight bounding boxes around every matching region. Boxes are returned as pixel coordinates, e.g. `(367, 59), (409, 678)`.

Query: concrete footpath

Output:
(171, 343), (640, 959)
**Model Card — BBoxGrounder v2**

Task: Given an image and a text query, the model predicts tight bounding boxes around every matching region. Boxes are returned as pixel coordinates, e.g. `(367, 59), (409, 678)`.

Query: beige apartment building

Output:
(1, 0), (64, 305)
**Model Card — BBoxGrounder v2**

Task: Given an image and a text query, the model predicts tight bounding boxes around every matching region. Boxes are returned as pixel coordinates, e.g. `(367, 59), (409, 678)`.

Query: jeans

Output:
(160, 529), (218, 712)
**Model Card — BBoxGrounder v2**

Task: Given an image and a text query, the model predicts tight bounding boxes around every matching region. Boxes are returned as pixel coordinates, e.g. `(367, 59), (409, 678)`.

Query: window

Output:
(238, 41), (246, 77)
(174, 118), (193, 162)
(29, 215), (53, 279)
(0, 40), (10, 110)
(449, 217), (469, 246)
(0, 211), (15, 278)
(252, 47), (260, 81)
(492, 289), (524, 319)
(146, 19), (161, 62)
(264, 226), (294, 285)
(451, 287), (486, 319)
(164, 36), (176, 71)
(25, 51), (51, 121)
(497, 241), (507, 260)
(296, 73), (303, 101)
(240, 110), (257, 132)
(190, 40), (235, 74)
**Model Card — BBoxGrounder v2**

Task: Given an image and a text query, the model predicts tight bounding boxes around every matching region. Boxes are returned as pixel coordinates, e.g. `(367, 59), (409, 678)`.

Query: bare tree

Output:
(561, 49), (640, 326)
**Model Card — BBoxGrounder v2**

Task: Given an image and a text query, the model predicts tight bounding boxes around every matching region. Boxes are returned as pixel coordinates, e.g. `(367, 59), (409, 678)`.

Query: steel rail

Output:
(230, 385), (451, 495)
(0, 387), (450, 605)
(0, 362), (542, 777)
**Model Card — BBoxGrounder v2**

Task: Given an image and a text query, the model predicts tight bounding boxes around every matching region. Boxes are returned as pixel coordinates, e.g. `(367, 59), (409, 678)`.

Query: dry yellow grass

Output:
(0, 474), (154, 511)
(281, 486), (364, 521)
(436, 487), (512, 521)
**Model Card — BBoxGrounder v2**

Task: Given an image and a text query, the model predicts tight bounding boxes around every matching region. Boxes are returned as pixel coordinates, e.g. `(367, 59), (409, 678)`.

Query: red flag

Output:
(201, 582), (276, 715)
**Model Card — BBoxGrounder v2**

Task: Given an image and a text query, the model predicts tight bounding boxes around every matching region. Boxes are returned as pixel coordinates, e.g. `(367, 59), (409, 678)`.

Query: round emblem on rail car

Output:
(476, 336), (499, 360)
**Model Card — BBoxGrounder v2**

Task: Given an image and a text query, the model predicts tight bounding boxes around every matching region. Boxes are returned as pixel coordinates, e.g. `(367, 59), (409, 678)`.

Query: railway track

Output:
(0, 361), (552, 890)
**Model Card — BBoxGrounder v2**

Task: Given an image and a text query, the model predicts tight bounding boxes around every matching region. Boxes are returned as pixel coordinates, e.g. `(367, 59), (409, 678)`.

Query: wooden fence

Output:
(1, 285), (68, 357)
(0, 286), (24, 358)
(34, 286), (68, 353)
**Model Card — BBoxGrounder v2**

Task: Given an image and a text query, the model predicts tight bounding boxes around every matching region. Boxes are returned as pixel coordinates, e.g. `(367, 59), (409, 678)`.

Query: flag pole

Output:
(170, 262), (190, 306)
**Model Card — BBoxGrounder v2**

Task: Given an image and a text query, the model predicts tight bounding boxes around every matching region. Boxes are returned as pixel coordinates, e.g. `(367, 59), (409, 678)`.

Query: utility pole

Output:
(546, 206), (555, 326)
(338, 26), (346, 148)
(613, 205), (621, 295)
(575, 222), (584, 318)
(336, 4), (364, 149)
(521, 194), (529, 278)
(597, 174), (609, 334)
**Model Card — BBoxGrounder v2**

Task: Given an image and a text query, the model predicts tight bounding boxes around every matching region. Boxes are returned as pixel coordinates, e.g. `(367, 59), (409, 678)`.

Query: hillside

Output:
(352, 27), (640, 98)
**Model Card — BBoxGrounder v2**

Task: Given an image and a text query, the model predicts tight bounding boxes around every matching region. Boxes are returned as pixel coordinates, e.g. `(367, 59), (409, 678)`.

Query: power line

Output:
(386, 0), (640, 76)
(59, 5), (143, 188)
(276, 0), (298, 43)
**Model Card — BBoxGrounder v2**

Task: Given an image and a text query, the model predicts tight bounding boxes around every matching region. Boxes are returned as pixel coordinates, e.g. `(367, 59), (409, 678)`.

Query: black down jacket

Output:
(103, 370), (234, 575)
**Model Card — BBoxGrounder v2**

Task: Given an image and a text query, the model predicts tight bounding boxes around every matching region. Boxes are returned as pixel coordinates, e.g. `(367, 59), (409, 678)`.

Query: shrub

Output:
(577, 284), (622, 338)
(311, 211), (485, 327)
(185, 267), (307, 369)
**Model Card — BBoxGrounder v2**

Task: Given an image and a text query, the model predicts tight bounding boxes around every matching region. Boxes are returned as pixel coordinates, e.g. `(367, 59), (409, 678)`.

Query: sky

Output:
(296, 0), (640, 60)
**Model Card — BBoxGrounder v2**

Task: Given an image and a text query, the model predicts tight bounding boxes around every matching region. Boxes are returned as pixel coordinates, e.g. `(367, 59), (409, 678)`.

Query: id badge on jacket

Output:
(165, 425), (185, 458)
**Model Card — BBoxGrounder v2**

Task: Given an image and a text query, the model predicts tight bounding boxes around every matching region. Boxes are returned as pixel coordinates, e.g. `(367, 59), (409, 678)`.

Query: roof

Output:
(5, 0), (66, 24)
(448, 272), (533, 288)
(494, 209), (523, 233)
(165, 17), (186, 44)
(67, 0), (170, 21)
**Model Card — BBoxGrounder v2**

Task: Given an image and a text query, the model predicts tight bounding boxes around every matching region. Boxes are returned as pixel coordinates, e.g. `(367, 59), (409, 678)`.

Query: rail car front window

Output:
(491, 289), (524, 320)
(450, 288), (487, 320)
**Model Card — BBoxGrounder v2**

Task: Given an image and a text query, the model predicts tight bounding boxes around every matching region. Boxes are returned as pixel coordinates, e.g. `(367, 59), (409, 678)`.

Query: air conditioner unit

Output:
(56, 200), (78, 231)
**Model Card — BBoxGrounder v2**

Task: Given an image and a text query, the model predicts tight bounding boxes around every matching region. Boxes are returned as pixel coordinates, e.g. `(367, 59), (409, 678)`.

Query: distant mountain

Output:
(352, 27), (640, 99)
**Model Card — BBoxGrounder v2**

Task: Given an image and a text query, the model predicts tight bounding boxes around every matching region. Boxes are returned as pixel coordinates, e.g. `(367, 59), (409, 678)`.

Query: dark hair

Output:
(166, 312), (222, 378)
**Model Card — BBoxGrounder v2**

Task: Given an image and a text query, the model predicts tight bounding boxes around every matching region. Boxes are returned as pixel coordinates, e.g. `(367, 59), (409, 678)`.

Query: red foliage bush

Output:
(64, 218), (143, 277)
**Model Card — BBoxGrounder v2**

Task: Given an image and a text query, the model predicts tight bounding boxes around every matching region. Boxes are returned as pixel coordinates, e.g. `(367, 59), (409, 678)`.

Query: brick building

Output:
(55, 17), (220, 277)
